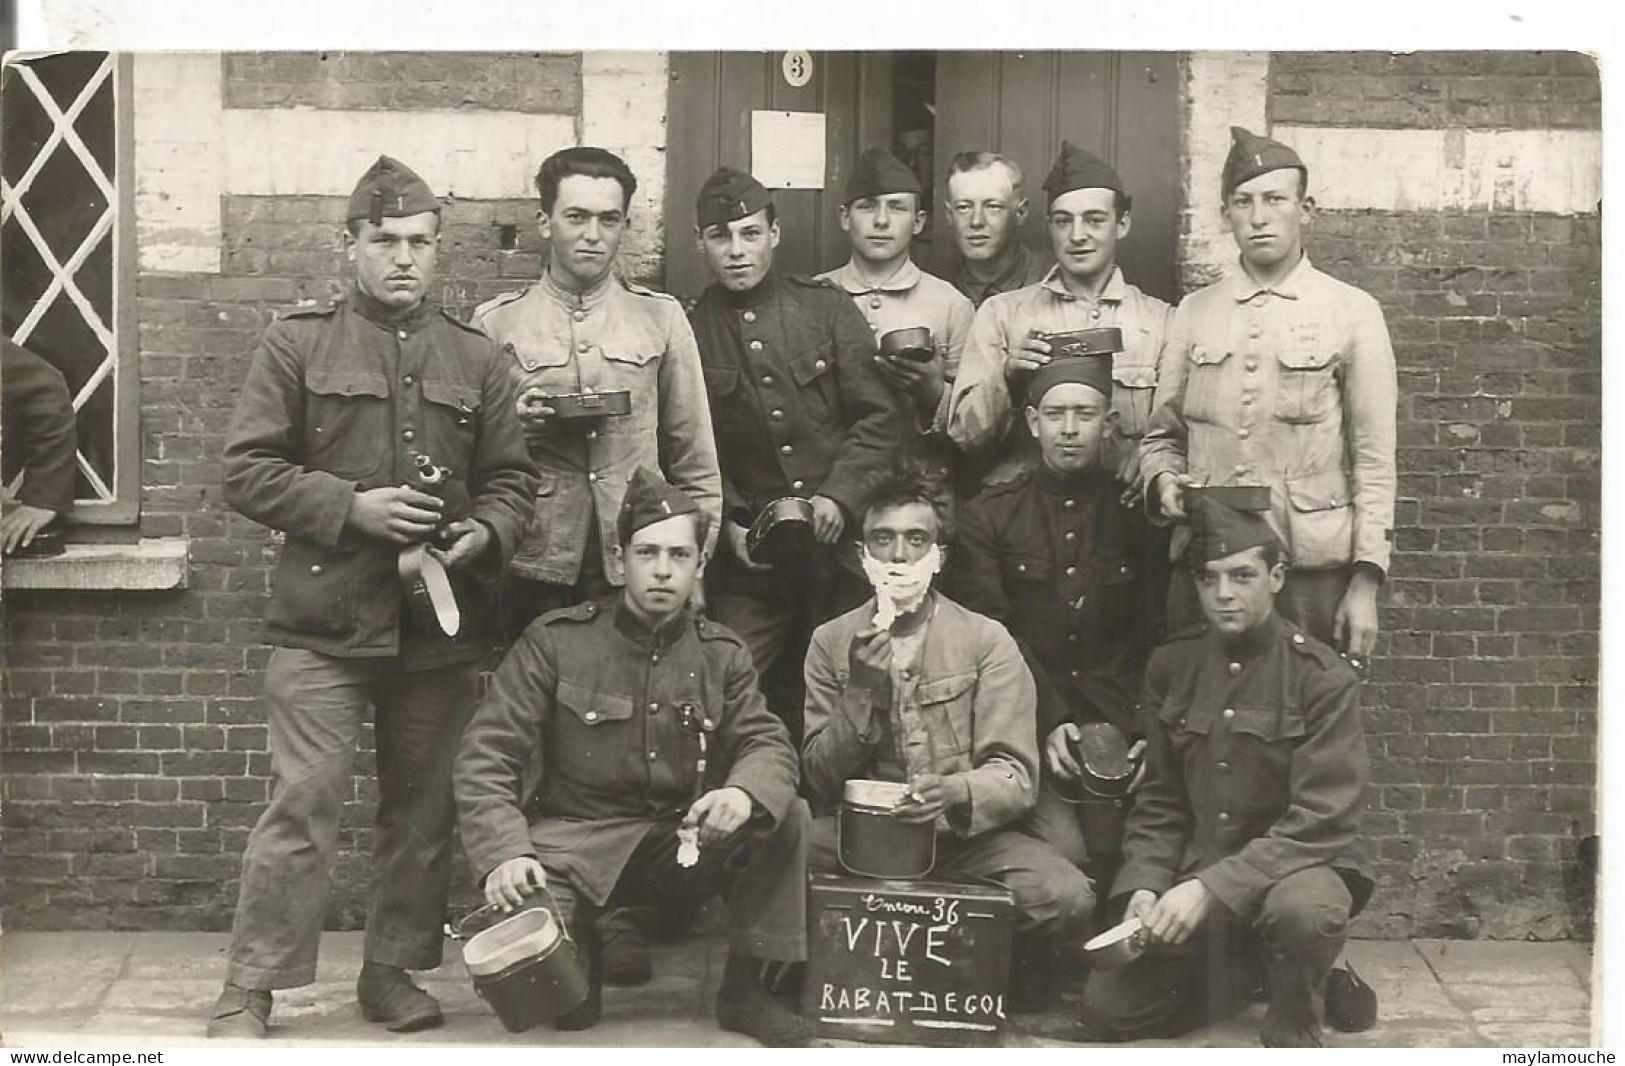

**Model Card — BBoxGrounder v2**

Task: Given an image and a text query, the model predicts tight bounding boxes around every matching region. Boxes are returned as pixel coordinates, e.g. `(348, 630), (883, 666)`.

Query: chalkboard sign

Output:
(802, 873), (1015, 1047)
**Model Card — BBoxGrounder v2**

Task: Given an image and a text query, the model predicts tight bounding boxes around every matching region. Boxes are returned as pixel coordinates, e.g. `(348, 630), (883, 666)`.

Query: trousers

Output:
(541, 799), (813, 964)
(225, 648), (477, 989)
(1080, 865), (1352, 1041)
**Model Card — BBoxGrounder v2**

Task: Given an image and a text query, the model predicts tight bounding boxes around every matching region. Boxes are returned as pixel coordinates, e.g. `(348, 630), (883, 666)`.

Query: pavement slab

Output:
(1414, 939), (1586, 987)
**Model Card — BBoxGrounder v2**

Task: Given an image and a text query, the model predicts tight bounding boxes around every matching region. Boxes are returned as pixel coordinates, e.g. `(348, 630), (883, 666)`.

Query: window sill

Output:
(2, 537), (189, 591)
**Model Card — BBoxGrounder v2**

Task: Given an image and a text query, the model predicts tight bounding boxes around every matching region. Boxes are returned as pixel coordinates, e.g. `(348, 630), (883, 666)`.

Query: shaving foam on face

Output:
(861, 544), (943, 629)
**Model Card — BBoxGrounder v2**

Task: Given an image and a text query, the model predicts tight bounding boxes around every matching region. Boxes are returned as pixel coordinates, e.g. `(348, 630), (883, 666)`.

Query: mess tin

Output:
(524, 388), (632, 420)
(399, 543), (461, 638)
(746, 496), (816, 568)
(1083, 914), (1146, 970)
(459, 894), (591, 1033)
(879, 326), (936, 363)
(838, 779), (936, 880)
(1056, 721), (1139, 802)
(1035, 326), (1124, 358)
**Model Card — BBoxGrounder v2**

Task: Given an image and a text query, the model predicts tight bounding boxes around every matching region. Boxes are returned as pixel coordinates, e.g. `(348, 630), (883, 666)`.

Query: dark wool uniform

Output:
(1, 334), (78, 514)
(218, 156), (536, 993)
(1081, 496), (1371, 1045)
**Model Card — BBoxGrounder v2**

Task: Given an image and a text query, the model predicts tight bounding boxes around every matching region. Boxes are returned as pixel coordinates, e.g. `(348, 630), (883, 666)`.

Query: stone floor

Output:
(0, 931), (1599, 1048)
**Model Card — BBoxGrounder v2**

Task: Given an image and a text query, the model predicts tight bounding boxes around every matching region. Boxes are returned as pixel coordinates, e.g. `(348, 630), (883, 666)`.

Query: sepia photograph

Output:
(0, 4), (1609, 1052)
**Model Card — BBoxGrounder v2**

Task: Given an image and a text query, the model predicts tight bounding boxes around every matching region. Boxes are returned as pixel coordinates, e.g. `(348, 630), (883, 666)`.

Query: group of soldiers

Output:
(205, 122), (1397, 1048)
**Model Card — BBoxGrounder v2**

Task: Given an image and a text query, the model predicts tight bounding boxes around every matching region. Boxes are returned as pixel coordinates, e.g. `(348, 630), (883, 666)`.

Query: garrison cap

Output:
(346, 155), (441, 225)
(695, 166), (772, 229)
(1042, 140), (1125, 201)
(1026, 326), (1121, 404)
(617, 466), (702, 546)
(845, 146), (922, 204)
(1185, 485), (1278, 564)
(1221, 126), (1307, 200)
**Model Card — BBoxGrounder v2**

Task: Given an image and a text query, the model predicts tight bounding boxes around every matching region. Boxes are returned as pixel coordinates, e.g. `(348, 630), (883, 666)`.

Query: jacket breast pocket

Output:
(304, 370), (389, 478)
(702, 364), (740, 399)
(1225, 705), (1304, 807)
(503, 339), (570, 374)
(1093, 553), (1138, 627)
(915, 671), (976, 758)
(555, 679), (635, 779)
(788, 342), (837, 421)
(1182, 343), (1233, 425)
(1274, 348), (1341, 424)
(420, 378), (482, 462)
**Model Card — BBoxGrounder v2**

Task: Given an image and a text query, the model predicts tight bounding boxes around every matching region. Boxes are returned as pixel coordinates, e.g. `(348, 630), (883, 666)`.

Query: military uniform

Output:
(1140, 127), (1397, 645)
(473, 269), (722, 632)
(1, 334), (77, 514)
(688, 168), (907, 726)
(949, 242), (1053, 309)
(217, 157), (536, 999)
(1080, 496), (1371, 1046)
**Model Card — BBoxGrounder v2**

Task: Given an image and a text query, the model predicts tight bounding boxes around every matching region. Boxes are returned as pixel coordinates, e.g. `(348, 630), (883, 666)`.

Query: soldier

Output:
(1080, 488), (1371, 1047)
(817, 146), (974, 501)
(688, 166), (907, 740)
(211, 156), (536, 1037)
(1, 333), (77, 556)
(1140, 126), (1397, 658)
(941, 152), (1052, 309)
(455, 468), (823, 1047)
(946, 141), (1172, 493)
(801, 468), (1095, 1011)
(953, 346), (1164, 878)
(473, 146), (721, 640)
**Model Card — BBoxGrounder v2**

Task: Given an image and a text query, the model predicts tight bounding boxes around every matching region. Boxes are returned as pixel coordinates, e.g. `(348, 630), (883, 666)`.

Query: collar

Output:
(1218, 611), (1284, 661)
(348, 282), (438, 331)
(1039, 263), (1126, 304)
(719, 268), (779, 310)
(1230, 253), (1314, 302)
(959, 242), (1032, 293)
(1034, 461), (1108, 497)
(614, 595), (691, 650)
(827, 257), (922, 295)
(541, 265), (617, 312)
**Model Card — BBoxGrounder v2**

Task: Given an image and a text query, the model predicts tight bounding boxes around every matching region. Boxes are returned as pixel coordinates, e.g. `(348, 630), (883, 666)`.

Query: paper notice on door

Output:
(751, 110), (827, 190)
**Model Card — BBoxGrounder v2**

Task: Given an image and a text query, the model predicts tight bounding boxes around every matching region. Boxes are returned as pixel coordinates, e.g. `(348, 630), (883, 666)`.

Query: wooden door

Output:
(931, 51), (1181, 303)
(664, 51), (892, 301)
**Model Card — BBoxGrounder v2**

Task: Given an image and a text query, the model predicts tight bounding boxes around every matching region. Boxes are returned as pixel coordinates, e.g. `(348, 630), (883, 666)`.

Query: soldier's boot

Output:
(205, 983), (272, 1039)
(715, 954), (829, 1047)
(598, 907), (653, 987)
(1008, 934), (1061, 1013)
(1258, 957), (1328, 1048)
(357, 962), (443, 1032)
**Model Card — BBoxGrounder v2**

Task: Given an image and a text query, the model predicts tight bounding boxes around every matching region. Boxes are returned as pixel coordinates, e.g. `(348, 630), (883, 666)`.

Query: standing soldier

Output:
(473, 147), (721, 639)
(688, 166), (906, 740)
(1080, 488), (1372, 1048)
(817, 146), (974, 501)
(211, 156), (536, 1038)
(941, 152), (1052, 309)
(1140, 126), (1397, 659)
(946, 141), (1172, 493)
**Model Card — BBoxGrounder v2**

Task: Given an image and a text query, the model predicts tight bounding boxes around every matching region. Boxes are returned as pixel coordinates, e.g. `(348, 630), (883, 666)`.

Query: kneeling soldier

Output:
(1081, 488), (1372, 1047)
(455, 468), (822, 1046)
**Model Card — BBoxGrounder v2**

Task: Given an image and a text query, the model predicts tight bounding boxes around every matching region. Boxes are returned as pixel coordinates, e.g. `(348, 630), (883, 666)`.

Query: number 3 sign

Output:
(782, 50), (814, 88)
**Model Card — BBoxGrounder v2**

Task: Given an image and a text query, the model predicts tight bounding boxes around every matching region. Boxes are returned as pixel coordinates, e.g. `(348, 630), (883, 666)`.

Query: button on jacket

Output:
(688, 271), (906, 524)
(1139, 256), (1398, 574)
(454, 597), (800, 904)
(954, 466), (1162, 739)
(946, 265), (1173, 483)
(472, 273), (722, 586)
(1111, 614), (1369, 920)
(801, 593), (1039, 839)
(223, 289), (537, 668)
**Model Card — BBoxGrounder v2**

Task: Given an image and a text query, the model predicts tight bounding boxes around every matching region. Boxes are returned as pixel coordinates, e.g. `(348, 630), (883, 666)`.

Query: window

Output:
(2, 51), (137, 526)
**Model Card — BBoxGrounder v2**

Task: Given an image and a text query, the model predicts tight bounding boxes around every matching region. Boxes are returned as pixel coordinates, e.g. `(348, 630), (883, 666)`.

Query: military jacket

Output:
(1, 335), (77, 513)
(222, 288), (536, 667)
(949, 243), (1054, 309)
(472, 273), (722, 586)
(455, 596), (800, 904)
(1112, 613), (1369, 921)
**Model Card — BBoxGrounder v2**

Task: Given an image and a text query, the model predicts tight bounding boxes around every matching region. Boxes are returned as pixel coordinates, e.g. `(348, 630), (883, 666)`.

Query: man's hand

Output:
(484, 856), (547, 911)
(431, 518), (491, 569)
(723, 518), (771, 571)
(848, 625), (893, 691)
(809, 494), (845, 543)
(0, 504), (58, 555)
(346, 485), (444, 544)
(893, 772), (969, 825)
(1143, 878), (1216, 946)
(684, 786), (753, 847)
(1004, 332), (1053, 378)
(1334, 568), (1382, 663)
(1045, 723), (1083, 780)
(1153, 472), (1199, 522)
(872, 349), (947, 412)
(1125, 888), (1158, 928)
(516, 388), (557, 446)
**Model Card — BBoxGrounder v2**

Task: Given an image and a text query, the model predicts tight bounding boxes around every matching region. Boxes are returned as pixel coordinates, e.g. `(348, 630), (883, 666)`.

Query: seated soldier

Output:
(801, 468), (1095, 1011)
(1080, 488), (1372, 1048)
(953, 343), (1164, 882)
(455, 467), (824, 1047)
